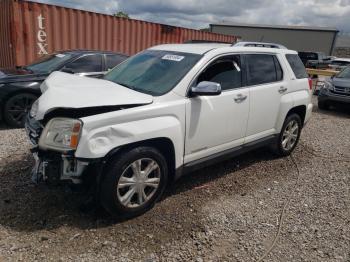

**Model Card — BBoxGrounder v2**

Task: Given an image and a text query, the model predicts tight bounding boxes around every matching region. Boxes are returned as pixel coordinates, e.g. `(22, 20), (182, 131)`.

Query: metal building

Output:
(210, 23), (339, 55)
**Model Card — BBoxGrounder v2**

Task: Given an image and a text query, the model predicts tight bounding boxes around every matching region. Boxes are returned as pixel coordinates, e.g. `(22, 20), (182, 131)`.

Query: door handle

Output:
(234, 94), (247, 103)
(279, 86), (288, 93)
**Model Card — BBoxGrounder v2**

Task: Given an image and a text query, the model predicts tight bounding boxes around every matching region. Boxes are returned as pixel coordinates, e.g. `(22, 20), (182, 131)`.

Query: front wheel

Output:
(273, 114), (302, 157)
(3, 93), (38, 128)
(100, 147), (168, 218)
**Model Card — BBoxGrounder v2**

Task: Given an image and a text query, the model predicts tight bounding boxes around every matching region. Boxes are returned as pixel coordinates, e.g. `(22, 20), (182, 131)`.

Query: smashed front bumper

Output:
(30, 148), (89, 184)
(25, 114), (89, 185)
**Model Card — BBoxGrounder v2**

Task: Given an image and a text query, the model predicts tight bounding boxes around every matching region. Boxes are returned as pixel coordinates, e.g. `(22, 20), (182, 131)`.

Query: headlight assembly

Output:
(39, 118), (82, 152)
(322, 81), (334, 90)
(29, 99), (39, 118)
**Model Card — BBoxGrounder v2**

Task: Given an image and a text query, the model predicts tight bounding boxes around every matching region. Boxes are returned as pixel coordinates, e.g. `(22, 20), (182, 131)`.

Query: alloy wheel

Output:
(282, 120), (299, 151)
(117, 158), (161, 208)
(6, 94), (36, 126)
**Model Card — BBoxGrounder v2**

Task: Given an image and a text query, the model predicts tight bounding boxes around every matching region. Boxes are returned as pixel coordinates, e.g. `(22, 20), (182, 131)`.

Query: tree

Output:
(114, 11), (130, 19)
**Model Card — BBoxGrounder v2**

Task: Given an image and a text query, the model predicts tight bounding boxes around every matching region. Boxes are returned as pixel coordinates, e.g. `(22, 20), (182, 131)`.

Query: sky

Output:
(32, 0), (350, 34)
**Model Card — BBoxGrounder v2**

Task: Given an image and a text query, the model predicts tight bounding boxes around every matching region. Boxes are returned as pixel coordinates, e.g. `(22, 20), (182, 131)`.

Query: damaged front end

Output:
(26, 114), (91, 185)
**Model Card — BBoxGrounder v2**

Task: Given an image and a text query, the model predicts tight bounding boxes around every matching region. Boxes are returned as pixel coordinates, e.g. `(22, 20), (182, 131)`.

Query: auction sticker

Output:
(162, 54), (185, 62)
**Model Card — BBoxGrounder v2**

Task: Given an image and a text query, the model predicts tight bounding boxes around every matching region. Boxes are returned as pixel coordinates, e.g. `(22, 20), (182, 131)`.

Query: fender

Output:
(76, 115), (184, 169)
(275, 92), (295, 133)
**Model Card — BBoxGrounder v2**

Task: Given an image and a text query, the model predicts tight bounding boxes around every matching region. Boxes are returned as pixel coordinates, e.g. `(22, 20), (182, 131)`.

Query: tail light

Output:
(308, 78), (313, 90)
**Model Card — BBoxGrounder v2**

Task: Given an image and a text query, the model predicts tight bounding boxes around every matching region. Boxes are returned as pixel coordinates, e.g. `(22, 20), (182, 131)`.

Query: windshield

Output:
(104, 50), (202, 96)
(331, 60), (350, 66)
(298, 52), (317, 60)
(336, 67), (350, 78)
(26, 53), (74, 73)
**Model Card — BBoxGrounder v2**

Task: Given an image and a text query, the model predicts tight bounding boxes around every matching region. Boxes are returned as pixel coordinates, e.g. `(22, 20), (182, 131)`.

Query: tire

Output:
(3, 93), (38, 128)
(318, 100), (329, 110)
(273, 114), (302, 157)
(100, 146), (168, 218)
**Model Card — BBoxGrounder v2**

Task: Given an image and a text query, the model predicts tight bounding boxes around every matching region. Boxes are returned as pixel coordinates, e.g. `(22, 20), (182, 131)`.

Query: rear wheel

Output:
(100, 147), (168, 218)
(3, 93), (37, 128)
(273, 114), (302, 157)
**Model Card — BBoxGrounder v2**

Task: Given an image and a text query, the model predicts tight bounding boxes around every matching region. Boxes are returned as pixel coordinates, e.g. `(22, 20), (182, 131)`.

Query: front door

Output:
(184, 55), (250, 163)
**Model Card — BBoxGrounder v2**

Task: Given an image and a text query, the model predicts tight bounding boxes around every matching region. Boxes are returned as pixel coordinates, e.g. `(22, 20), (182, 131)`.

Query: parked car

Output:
(328, 58), (350, 71)
(298, 51), (329, 69)
(0, 50), (128, 127)
(25, 42), (313, 218)
(318, 66), (350, 110)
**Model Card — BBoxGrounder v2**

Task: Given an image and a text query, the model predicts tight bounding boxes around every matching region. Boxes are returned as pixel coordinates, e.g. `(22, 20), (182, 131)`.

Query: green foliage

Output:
(114, 11), (130, 19)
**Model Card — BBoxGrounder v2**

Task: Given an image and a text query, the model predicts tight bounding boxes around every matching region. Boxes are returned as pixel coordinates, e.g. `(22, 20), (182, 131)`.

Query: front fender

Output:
(75, 116), (184, 168)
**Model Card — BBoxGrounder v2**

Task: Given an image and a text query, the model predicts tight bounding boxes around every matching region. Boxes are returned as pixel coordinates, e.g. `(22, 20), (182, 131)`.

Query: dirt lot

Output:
(0, 98), (349, 262)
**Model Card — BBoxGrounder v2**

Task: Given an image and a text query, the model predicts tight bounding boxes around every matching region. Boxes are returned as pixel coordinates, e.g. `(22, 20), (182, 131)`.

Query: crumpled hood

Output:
(36, 71), (153, 120)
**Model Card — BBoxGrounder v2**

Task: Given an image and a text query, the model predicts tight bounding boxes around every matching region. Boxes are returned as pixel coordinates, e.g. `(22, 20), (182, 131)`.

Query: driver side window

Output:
(197, 55), (242, 91)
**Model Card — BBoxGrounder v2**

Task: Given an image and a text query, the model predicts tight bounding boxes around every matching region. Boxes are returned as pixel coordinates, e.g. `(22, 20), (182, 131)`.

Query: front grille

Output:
(332, 86), (350, 96)
(25, 115), (43, 146)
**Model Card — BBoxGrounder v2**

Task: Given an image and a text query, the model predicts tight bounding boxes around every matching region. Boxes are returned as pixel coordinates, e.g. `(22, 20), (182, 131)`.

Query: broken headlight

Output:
(39, 118), (82, 152)
(29, 99), (39, 118)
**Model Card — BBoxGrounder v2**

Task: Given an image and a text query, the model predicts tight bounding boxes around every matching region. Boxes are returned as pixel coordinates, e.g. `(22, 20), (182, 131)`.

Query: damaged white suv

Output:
(26, 42), (312, 218)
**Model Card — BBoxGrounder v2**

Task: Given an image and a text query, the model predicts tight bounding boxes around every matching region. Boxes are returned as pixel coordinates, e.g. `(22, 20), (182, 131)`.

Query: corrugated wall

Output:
(0, 0), (15, 68)
(1, 0), (236, 67)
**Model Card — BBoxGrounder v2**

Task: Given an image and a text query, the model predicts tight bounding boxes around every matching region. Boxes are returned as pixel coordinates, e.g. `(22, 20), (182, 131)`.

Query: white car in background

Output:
(26, 42), (313, 218)
(329, 58), (350, 71)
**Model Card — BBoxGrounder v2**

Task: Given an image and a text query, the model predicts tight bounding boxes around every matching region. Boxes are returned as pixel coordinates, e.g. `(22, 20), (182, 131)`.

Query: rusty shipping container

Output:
(0, 0), (237, 68)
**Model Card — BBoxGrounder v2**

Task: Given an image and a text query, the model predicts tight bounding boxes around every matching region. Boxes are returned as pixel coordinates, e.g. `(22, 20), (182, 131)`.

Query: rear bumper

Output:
(304, 103), (313, 125)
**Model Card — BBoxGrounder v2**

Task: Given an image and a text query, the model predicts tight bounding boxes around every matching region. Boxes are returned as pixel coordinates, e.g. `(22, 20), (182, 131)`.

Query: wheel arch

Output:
(286, 105), (306, 127)
(101, 137), (177, 182)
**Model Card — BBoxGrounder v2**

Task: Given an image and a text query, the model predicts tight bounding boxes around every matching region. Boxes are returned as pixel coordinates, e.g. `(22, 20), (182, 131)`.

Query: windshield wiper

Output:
(114, 81), (156, 95)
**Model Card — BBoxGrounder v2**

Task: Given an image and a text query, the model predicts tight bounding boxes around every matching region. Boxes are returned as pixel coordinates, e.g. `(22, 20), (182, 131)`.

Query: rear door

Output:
(243, 53), (286, 143)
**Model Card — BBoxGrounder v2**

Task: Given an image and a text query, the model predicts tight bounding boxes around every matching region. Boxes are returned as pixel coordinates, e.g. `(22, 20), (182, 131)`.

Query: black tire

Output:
(273, 114), (302, 157)
(318, 100), (329, 110)
(3, 93), (38, 128)
(100, 146), (168, 219)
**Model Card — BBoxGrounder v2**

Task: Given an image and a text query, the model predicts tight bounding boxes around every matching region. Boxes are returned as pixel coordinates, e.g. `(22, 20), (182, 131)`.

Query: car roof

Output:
(150, 43), (296, 55)
(332, 58), (350, 62)
(58, 50), (128, 56)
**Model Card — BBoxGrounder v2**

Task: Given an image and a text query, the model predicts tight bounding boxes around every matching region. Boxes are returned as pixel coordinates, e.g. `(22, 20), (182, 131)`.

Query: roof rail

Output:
(184, 40), (231, 44)
(233, 41), (287, 49)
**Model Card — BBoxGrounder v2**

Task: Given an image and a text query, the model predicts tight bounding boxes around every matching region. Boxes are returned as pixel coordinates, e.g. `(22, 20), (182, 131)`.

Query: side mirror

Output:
(191, 81), (222, 96)
(61, 67), (75, 74)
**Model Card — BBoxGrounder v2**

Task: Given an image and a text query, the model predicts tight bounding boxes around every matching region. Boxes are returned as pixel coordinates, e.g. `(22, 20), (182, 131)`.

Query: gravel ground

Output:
(0, 97), (349, 262)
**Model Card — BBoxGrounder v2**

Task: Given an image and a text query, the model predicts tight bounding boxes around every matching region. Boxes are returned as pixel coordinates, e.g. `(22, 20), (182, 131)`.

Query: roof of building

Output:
(210, 22), (339, 32)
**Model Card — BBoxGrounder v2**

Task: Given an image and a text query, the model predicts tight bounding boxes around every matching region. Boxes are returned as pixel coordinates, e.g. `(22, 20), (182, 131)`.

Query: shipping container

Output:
(0, 0), (237, 68)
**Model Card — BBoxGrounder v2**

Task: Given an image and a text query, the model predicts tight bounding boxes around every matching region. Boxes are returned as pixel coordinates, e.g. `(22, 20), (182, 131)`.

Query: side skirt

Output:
(176, 135), (277, 179)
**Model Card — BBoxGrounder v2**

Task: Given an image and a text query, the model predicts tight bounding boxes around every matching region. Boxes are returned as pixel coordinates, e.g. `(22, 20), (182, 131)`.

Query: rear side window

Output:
(66, 54), (103, 73)
(245, 54), (282, 86)
(106, 54), (127, 70)
(286, 54), (308, 79)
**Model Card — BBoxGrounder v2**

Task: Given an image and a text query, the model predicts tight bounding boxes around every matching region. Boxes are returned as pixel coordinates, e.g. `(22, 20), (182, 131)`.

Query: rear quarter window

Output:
(286, 54), (308, 79)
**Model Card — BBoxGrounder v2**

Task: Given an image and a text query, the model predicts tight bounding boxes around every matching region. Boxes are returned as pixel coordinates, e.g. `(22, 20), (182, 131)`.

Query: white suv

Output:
(26, 42), (313, 218)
